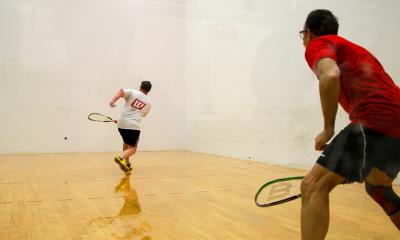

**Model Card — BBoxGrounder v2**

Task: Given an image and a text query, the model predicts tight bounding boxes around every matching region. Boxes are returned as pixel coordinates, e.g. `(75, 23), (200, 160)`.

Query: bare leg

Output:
(301, 164), (345, 240)
(390, 212), (400, 230)
(365, 167), (400, 230)
(121, 144), (137, 164)
(123, 143), (130, 162)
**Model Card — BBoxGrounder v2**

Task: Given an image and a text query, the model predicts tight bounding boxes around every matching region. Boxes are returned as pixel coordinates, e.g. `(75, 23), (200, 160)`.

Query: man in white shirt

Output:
(109, 81), (152, 173)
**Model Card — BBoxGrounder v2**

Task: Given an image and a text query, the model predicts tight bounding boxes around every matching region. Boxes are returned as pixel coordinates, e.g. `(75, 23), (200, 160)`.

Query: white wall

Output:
(2, 0), (400, 180)
(0, 0), (186, 153)
(185, 0), (400, 171)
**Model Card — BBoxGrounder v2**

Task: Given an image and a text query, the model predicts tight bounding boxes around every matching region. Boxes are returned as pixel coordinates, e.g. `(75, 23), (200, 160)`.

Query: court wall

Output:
(2, 0), (400, 185)
(185, 0), (400, 172)
(0, 0), (187, 153)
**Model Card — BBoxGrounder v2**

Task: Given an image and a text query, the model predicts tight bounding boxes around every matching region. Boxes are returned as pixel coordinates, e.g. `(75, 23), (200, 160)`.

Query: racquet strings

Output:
(255, 176), (303, 207)
(88, 113), (113, 122)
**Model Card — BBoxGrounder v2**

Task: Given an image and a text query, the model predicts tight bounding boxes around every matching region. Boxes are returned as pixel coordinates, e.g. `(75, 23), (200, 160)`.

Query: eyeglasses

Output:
(299, 30), (306, 40)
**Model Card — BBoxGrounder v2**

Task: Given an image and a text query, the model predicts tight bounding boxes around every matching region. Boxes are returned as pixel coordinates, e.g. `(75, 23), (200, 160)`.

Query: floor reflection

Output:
(90, 174), (152, 240)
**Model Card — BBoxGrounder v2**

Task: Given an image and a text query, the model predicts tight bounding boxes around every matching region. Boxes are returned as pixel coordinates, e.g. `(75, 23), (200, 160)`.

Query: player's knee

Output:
(300, 177), (311, 196)
(365, 182), (400, 216)
(301, 176), (320, 197)
(301, 175), (335, 199)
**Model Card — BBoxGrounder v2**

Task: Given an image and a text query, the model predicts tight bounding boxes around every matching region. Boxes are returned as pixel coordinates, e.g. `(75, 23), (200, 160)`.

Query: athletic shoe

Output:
(126, 162), (132, 170)
(114, 156), (130, 173)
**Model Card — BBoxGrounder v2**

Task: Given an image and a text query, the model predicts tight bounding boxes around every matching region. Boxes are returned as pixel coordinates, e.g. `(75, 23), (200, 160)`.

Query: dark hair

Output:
(305, 9), (339, 36)
(140, 81), (152, 93)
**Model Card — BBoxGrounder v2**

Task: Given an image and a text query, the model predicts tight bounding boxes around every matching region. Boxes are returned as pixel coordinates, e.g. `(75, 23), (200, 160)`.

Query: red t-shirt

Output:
(305, 35), (400, 138)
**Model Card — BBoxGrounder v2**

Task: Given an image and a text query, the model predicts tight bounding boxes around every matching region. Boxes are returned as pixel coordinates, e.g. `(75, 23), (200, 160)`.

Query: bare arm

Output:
(109, 89), (124, 108)
(314, 57), (341, 150)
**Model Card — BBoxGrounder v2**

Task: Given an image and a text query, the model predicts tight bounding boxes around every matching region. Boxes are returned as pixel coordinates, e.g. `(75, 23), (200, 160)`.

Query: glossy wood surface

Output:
(0, 151), (398, 239)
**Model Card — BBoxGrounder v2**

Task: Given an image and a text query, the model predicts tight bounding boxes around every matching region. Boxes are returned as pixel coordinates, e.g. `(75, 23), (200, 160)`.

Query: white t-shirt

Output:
(117, 89), (151, 130)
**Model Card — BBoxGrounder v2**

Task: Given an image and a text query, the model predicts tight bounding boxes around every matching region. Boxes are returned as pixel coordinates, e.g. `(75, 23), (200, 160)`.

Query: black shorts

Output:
(118, 128), (141, 147)
(317, 124), (400, 183)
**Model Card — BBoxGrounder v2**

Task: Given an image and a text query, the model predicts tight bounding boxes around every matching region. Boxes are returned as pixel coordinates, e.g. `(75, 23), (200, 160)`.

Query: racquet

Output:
(88, 113), (115, 123)
(255, 176), (304, 207)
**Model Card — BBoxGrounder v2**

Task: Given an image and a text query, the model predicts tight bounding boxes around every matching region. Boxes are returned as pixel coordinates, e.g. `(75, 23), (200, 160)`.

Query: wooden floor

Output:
(0, 151), (398, 239)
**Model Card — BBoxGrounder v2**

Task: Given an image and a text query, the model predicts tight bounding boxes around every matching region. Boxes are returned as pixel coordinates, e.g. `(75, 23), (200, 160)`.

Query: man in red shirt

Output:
(300, 9), (400, 239)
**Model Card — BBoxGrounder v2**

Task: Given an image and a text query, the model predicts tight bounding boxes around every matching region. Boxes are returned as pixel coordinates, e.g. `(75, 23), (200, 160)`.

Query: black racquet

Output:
(255, 176), (304, 207)
(88, 113), (115, 123)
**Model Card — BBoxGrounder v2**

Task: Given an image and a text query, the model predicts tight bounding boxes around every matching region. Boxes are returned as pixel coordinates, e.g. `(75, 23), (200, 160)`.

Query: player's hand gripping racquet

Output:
(88, 113), (117, 123)
(255, 176), (304, 207)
